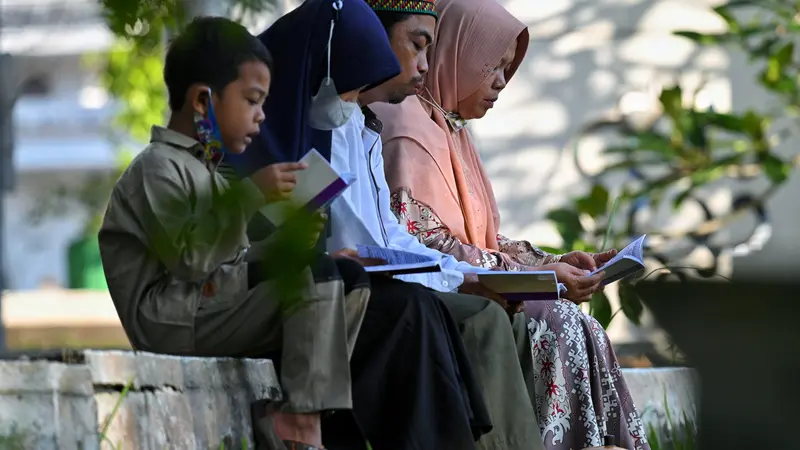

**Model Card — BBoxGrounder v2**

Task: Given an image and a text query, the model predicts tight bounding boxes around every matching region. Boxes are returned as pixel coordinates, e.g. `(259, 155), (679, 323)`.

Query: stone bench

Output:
(0, 350), (698, 449)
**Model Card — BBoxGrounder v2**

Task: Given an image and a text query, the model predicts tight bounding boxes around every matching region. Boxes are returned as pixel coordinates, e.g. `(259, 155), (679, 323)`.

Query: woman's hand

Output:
(539, 262), (605, 304)
(250, 161), (308, 202)
(559, 250), (617, 272)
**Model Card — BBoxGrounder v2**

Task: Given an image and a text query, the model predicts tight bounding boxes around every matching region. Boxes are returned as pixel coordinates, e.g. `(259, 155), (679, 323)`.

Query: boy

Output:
(99, 17), (364, 449)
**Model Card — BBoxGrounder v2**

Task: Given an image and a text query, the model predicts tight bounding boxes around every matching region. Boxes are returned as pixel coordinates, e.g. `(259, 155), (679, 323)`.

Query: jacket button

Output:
(202, 281), (217, 297)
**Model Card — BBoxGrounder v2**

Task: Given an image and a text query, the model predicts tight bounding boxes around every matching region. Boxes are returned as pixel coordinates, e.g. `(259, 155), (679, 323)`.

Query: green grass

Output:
(644, 391), (697, 450)
(0, 425), (31, 450)
(98, 376), (134, 450)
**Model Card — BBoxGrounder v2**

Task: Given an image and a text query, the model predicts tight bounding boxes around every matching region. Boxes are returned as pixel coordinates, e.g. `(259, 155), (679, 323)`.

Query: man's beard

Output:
(388, 78), (423, 104)
(387, 91), (408, 104)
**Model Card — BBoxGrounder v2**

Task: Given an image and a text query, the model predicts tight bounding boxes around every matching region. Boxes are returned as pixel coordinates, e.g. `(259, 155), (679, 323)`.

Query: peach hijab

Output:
(374, 0), (529, 250)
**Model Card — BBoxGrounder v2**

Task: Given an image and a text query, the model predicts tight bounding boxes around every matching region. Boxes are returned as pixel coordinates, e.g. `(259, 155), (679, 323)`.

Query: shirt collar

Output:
(150, 126), (204, 157)
(361, 106), (383, 134)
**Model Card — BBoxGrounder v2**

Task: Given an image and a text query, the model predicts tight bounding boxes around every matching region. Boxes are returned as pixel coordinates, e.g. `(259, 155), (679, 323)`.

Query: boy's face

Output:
(194, 60), (271, 154)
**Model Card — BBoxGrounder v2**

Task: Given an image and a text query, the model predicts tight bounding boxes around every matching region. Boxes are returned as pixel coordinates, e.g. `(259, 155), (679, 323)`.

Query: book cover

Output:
(477, 271), (561, 301)
(259, 149), (356, 226)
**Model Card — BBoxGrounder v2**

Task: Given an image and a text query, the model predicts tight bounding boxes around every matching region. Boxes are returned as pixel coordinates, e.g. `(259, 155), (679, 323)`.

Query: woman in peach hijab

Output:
(371, 0), (650, 449)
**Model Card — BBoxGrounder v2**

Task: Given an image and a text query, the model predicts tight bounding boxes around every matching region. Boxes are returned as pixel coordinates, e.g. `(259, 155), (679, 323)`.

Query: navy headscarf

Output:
(226, 0), (402, 177)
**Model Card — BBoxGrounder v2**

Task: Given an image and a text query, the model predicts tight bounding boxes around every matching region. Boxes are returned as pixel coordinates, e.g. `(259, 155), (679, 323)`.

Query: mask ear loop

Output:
(417, 87), (449, 117)
(417, 87), (467, 132)
(323, 0), (343, 87)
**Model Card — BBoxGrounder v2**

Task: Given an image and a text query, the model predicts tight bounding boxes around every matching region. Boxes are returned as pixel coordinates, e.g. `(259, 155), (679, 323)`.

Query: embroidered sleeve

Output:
(496, 234), (561, 266)
(389, 187), (527, 271)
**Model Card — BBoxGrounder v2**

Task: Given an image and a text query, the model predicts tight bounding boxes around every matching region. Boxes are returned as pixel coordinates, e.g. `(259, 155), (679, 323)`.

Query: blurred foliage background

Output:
(29, 0), (798, 326)
(543, 0), (800, 328)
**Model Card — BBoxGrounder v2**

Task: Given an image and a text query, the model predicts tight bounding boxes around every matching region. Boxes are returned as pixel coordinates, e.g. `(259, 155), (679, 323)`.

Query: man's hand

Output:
(331, 248), (387, 268)
(250, 162), (308, 202)
(539, 262), (605, 304)
(560, 249), (617, 272)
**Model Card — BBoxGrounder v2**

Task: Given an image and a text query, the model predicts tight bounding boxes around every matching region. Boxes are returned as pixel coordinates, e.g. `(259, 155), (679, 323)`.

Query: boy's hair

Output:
(164, 16), (274, 111)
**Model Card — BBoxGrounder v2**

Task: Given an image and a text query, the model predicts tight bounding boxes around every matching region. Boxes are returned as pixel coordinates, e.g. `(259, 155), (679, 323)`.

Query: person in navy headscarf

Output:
(220, 1), (493, 449)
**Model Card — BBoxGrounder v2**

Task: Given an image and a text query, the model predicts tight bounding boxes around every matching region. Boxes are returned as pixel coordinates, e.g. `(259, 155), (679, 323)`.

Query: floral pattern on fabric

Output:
(525, 300), (650, 450)
(390, 187), (525, 270)
(497, 234), (559, 267)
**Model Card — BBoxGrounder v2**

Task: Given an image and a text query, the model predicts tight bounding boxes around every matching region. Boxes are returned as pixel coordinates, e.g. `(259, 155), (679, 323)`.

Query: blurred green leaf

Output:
(741, 110), (767, 140)
(716, 0), (760, 8)
(761, 153), (791, 184)
(576, 184), (609, 217)
(750, 37), (780, 61)
(546, 209), (583, 249)
(619, 281), (644, 325)
(673, 31), (728, 45)
(672, 165), (727, 209)
(601, 159), (668, 173)
(589, 291), (613, 329)
(775, 41), (794, 66)
(700, 111), (744, 132)
(538, 246), (565, 255)
(659, 86), (684, 120)
(712, 5), (741, 32)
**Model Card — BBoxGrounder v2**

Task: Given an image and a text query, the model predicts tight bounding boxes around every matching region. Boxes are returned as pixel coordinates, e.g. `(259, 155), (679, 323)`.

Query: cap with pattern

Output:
(365, 0), (437, 18)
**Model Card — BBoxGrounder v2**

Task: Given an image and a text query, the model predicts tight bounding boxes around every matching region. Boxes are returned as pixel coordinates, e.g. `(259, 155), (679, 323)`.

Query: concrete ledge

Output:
(0, 350), (697, 449)
(0, 350), (282, 450)
(0, 359), (97, 449)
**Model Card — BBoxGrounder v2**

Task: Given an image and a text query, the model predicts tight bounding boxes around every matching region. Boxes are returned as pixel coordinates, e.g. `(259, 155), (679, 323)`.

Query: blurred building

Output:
(0, 0), (291, 290)
(2, 0), (115, 289)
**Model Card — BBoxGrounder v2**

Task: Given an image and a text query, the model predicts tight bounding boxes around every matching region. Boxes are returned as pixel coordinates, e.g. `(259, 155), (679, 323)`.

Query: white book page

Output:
(357, 245), (436, 265)
(587, 235), (647, 285)
(259, 149), (352, 225)
(589, 234), (646, 276)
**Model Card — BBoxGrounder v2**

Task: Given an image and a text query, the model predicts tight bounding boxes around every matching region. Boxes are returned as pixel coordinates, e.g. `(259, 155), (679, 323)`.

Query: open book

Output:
(477, 271), (563, 302)
(259, 149), (356, 226)
(590, 234), (647, 286)
(356, 245), (441, 276)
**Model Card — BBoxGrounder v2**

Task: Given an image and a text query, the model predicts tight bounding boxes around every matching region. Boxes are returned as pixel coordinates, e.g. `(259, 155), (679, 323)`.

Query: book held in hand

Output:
(259, 148), (356, 226)
(590, 234), (647, 286)
(356, 245), (442, 276)
(477, 271), (563, 302)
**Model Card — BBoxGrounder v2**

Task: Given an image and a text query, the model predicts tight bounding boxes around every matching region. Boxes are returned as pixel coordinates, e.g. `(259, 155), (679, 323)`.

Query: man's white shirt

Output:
(327, 107), (485, 292)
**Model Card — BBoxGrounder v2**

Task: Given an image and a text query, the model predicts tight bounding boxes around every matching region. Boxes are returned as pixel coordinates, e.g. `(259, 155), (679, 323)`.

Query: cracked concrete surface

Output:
(0, 350), (281, 450)
(0, 350), (696, 449)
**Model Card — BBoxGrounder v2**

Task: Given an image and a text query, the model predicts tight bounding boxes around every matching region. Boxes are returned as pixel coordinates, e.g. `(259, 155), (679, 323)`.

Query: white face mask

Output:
(308, 77), (360, 130)
(308, 0), (359, 131)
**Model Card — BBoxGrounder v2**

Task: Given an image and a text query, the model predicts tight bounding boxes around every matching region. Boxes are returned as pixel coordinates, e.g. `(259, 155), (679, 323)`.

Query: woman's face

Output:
(456, 39), (518, 120)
